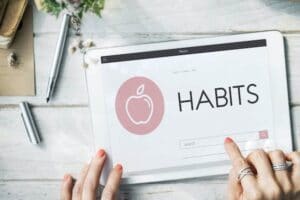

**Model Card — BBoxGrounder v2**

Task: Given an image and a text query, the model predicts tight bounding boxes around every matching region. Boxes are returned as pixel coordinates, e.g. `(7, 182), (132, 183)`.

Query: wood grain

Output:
(0, 106), (298, 181)
(0, 181), (61, 200)
(0, 178), (227, 200)
(0, 107), (93, 180)
(1, 34), (300, 106)
(33, 0), (300, 34)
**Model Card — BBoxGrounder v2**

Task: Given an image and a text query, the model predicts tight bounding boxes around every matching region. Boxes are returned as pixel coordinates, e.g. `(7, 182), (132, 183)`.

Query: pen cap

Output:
(19, 102), (41, 144)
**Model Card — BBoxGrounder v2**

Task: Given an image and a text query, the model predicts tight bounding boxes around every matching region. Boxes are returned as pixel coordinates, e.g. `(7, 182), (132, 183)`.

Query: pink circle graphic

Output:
(115, 77), (164, 135)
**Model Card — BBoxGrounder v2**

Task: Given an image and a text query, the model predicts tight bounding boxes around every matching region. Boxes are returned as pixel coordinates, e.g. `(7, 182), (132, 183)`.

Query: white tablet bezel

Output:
(84, 31), (292, 185)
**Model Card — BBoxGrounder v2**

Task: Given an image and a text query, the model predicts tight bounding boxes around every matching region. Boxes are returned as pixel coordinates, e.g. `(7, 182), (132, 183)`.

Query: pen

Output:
(20, 102), (41, 144)
(46, 13), (70, 102)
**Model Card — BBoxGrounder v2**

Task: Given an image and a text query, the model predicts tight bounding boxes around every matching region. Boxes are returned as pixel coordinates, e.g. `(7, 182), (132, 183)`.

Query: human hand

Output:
(225, 137), (300, 200)
(60, 149), (123, 200)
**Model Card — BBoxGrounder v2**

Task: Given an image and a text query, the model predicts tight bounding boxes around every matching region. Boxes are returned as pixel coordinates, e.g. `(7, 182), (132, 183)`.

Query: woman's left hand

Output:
(60, 149), (123, 200)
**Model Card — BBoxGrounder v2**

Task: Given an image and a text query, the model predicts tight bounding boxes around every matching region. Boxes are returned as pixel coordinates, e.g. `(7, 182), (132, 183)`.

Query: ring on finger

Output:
(272, 162), (292, 171)
(237, 166), (255, 182)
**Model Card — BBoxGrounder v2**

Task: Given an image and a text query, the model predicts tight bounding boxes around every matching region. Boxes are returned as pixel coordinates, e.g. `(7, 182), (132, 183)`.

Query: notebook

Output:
(84, 31), (292, 185)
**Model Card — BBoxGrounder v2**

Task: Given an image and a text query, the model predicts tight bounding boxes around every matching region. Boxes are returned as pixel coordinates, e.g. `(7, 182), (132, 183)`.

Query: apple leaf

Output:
(137, 84), (145, 95)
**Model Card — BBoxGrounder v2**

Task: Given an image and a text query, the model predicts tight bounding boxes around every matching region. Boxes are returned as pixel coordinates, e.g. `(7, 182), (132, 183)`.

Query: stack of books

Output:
(0, 0), (28, 49)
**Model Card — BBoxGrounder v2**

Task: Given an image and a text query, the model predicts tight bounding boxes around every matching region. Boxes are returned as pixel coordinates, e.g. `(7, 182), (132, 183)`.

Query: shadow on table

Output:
(259, 0), (300, 17)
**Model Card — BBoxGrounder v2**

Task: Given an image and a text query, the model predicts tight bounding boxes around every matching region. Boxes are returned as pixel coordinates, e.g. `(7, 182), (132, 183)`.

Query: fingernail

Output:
(96, 149), (105, 158)
(63, 174), (70, 181)
(86, 156), (93, 164)
(224, 137), (233, 143)
(116, 164), (123, 171)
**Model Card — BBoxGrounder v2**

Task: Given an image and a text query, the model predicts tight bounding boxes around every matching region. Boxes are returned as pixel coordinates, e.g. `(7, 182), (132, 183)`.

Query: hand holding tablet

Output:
(60, 140), (300, 199)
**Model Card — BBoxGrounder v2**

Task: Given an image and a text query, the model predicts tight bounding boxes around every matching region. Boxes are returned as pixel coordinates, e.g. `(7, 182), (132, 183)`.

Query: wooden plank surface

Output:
(0, 178), (227, 200)
(33, 0), (300, 34)
(1, 106), (299, 180)
(1, 33), (300, 105)
(1, 0), (300, 199)
(0, 107), (93, 180)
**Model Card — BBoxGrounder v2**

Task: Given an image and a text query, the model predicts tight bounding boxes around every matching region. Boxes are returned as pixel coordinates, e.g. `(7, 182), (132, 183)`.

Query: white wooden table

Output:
(1, 1), (300, 199)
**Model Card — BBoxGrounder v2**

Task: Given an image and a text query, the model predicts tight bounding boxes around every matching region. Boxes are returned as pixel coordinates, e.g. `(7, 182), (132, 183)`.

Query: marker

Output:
(20, 102), (41, 144)
(46, 13), (70, 102)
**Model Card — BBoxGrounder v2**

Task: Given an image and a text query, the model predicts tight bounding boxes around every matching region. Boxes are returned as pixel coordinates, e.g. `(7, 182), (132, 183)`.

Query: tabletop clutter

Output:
(0, 0), (104, 145)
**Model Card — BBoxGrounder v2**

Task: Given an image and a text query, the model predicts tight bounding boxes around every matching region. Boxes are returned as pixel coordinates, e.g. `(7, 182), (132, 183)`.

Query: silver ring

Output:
(237, 167), (254, 182)
(272, 163), (290, 171)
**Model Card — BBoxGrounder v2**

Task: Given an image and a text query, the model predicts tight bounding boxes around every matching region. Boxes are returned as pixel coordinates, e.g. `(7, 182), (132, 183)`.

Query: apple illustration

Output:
(125, 84), (154, 125)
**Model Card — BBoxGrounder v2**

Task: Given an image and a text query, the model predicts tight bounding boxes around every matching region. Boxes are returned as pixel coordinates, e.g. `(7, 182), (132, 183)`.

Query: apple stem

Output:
(137, 84), (145, 95)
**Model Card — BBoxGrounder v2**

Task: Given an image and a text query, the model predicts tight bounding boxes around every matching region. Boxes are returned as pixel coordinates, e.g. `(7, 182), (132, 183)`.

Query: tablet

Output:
(84, 31), (292, 185)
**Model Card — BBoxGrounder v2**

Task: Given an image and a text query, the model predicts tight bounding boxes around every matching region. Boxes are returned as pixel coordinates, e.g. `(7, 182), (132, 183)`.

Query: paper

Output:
(85, 31), (292, 184)
(0, 6), (35, 96)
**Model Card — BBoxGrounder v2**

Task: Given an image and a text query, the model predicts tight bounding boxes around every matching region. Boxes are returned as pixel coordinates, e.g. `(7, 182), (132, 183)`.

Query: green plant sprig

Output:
(42, 0), (105, 18)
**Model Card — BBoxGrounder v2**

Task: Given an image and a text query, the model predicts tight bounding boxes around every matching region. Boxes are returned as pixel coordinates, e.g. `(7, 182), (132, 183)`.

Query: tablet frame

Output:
(84, 31), (292, 185)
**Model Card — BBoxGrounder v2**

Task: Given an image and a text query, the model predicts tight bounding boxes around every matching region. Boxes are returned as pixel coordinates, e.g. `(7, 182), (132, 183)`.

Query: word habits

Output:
(177, 83), (259, 112)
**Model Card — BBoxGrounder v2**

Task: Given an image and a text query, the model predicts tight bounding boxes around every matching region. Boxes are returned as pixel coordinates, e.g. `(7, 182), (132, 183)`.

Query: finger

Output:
(101, 164), (123, 200)
(247, 149), (281, 199)
(247, 149), (274, 178)
(268, 150), (292, 196)
(224, 137), (257, 190)
(82, 149), (106, 200)
(60, 174), (74, 200)
(286, 151), (300, 166)
(224, 137), (244, 162)
(227, 168), (242, 200)
(72, 163), (90, 200)
(286, 152), (300, 188)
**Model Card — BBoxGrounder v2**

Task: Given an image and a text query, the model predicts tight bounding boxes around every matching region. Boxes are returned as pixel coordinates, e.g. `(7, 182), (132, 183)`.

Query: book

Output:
(84, 31), (292, 184)
(34, 0), (43, 10)
(0, 6), (35, 96)
(0, 0), (28, 49)
(0, 0), (8, 25)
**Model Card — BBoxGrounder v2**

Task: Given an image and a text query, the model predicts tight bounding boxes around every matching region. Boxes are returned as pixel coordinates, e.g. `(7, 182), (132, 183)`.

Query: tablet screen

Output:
(99, 39), (275, 174)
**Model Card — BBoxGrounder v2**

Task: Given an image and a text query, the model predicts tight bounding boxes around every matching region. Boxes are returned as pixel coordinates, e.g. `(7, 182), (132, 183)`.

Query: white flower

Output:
(55, 0), (64, 4)
(66, 0), (81, 9)
(82, 39), (94, 48)
(56, 0), (81, 11)
(68, 0), (81, 4)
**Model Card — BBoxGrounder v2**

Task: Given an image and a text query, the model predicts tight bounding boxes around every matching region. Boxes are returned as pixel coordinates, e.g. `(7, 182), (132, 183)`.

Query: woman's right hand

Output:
(225, 137), (300, 200)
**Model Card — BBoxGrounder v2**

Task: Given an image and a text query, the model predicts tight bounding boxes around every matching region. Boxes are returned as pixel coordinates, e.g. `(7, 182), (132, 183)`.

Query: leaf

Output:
(42, 0), (63, 17)
(137, 84), (145, 95)
(42, 0), (105, 18)
(78, 9), (83, 19)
